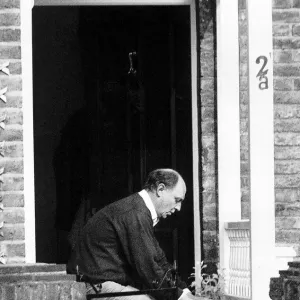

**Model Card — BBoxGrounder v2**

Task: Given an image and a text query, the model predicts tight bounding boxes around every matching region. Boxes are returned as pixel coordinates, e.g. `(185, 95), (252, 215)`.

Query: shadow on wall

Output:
(33, 6), (85, 263)
(53, 107), (90, 263)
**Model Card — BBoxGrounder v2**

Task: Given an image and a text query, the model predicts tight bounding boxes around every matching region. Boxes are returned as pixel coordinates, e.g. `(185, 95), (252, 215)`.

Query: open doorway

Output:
(33, 5), (194, 282)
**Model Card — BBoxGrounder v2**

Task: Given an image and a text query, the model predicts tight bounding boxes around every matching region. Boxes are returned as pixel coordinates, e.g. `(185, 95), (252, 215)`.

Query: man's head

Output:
(144, 169), (186, 219)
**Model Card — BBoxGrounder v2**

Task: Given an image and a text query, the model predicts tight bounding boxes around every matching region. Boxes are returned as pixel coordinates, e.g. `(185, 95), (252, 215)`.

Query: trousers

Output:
(86, 281), (156, 300)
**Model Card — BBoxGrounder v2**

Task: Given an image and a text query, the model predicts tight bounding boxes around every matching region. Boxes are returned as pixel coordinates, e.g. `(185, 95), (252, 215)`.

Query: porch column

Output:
(216, 0), (241, 283)
(247, 0), (276, 299)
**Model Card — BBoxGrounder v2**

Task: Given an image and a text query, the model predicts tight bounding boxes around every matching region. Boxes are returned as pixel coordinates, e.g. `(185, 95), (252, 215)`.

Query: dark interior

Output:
(33, 5), (194, 283)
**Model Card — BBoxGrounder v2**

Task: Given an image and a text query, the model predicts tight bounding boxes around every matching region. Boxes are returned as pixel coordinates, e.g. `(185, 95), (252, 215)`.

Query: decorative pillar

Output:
(216, 0), (241, 289)
(225, 221), (251, 299)
(247, 0), (276, 299)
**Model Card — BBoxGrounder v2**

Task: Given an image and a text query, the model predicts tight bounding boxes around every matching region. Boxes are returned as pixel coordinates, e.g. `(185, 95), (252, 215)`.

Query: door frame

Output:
(22, 0), (200, 278)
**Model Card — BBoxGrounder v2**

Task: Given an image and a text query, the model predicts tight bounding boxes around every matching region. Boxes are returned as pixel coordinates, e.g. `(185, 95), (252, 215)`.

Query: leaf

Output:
(0, 252), (6, 264)
(0, 257), (6, 264)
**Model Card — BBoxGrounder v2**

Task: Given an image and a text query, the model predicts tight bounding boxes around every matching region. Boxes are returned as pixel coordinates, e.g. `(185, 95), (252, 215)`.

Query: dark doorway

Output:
(33, 5), (194, 283)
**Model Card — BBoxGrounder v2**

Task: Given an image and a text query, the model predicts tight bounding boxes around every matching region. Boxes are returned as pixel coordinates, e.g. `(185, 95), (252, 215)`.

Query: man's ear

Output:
(156, 183), (165, 197)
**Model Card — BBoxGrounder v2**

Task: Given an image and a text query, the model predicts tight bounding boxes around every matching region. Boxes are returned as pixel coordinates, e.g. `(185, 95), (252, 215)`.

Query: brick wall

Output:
(238, 0), (300, 256)
(238, 1), (250, 220)
(0, 0), (298, 266)
(273, 0), (300, 255)
(200, 0), (300, 264)
(199, 0), (219, 264)
(0, 0), (25, 264)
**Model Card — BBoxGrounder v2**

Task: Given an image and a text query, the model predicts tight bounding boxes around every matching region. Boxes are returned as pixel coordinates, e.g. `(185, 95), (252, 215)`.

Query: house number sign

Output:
(256, 55), (269, 90)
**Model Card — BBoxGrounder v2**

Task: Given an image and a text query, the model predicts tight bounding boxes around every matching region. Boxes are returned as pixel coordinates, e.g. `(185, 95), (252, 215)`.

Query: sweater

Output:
(76, 193), (187, 299)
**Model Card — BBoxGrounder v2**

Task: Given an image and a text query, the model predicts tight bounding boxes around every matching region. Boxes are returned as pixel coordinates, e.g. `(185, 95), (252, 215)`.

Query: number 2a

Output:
(256, 56), (269, 90)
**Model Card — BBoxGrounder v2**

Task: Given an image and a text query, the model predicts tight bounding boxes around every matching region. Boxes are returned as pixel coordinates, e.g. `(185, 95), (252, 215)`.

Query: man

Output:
(75, 169), (198, 299)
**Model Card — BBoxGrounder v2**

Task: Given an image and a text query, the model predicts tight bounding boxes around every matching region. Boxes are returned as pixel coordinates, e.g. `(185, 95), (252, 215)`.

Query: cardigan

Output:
(76, 193), (187, 299)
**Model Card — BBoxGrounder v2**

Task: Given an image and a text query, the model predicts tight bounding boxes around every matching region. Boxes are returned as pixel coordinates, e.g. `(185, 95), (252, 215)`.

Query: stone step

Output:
(288, 261), (300, 269)
(0, 280), (85, 300)
(0, 272), (77, 283)
(279, 269), (300, 277)
(0, 263), (67, 275)
(0, 264), (86, 300)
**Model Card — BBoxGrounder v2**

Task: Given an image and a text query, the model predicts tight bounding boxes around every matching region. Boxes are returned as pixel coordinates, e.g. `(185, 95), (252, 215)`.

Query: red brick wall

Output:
(0, 0), (25, 263)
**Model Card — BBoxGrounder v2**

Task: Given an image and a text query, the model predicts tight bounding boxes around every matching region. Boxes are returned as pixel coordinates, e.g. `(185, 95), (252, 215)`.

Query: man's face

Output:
(156, 178), (186, 219)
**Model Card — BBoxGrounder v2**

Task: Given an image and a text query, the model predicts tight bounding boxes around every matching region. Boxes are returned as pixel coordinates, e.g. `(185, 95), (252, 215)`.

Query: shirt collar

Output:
(138, 189), (159, 227)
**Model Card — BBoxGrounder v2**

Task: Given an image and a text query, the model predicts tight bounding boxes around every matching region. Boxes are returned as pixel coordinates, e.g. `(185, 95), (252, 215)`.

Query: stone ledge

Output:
(288, 261), (300, 268)
(280, 269), (300, 277)
(0, 280), (86, 300)
(0, 272), (76, 283)
(225, 220), (250, 230)
(0, 263), (66, 274)
(0, 264), (86, 299)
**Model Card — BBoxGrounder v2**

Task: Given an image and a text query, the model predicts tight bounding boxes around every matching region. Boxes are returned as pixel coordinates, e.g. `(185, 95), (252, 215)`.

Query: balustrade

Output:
(224, 221), (250, 299)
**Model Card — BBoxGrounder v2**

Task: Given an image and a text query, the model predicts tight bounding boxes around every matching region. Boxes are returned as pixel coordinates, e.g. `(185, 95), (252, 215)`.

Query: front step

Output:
(0, 263), (85, 300)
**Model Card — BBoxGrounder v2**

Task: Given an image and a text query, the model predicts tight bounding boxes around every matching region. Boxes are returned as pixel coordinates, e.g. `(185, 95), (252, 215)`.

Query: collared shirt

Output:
(138, 189), (159, 227)
(138, 189), (191, 299)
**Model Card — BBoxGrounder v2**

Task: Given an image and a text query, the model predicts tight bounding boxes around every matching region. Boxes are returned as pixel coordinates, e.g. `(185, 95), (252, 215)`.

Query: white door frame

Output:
(21, 0), (200, 279)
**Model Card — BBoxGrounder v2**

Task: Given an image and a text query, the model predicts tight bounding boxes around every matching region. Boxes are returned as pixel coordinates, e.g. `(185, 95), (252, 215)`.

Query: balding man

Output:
(75, 169), (197, 300)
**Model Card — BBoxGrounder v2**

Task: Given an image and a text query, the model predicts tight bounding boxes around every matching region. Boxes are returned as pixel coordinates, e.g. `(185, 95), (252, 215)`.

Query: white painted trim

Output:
(275, 246), (297, 272)
(216, 0), (241, 282)
(35, 0), (191, 5)
(275, 246), (297, 258)
(190, 0), (201, 289)
(25, 0), (199, 267)
(247, 0), (276, 298)
(21, 0), (36, 263)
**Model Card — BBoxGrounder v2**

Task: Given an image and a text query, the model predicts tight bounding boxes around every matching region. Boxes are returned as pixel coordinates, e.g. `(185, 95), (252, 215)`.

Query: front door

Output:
(79, 6), (194, 281)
